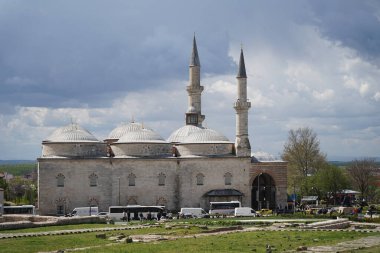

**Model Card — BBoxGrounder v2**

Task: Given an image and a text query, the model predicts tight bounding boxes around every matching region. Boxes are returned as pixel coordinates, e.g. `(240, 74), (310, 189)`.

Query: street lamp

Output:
(257, 173), (263, 210)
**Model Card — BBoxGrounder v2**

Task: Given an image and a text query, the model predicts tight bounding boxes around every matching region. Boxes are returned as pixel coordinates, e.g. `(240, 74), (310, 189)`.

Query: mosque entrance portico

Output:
(251, 173), (276, 211)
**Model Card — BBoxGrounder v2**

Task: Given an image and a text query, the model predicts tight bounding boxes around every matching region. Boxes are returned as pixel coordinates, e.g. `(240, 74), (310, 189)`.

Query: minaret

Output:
(186, 35), (205, 126)
(234, 48), (251, 157)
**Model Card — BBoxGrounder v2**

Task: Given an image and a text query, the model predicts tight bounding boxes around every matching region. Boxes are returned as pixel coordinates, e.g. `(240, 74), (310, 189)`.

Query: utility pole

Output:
(118, 177), (121, 205)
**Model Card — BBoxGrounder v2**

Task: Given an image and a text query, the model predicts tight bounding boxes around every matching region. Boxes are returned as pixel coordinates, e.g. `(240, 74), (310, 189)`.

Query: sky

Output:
(0, 0), (379, 161)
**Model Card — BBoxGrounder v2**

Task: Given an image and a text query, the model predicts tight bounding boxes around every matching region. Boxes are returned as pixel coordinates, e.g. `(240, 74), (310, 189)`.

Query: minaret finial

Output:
(237, 47), (247, 78)
(190, 35), (200, 66)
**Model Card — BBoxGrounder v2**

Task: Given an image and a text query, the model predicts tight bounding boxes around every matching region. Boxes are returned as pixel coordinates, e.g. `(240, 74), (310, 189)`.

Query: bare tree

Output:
(347, 158), (376, 201)
(282, 127), (326, 176)
(282, 127), (327, 195)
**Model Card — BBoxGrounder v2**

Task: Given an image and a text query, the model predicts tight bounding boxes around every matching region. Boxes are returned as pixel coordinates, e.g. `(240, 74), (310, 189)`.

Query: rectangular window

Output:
(57, 205), (64, 215)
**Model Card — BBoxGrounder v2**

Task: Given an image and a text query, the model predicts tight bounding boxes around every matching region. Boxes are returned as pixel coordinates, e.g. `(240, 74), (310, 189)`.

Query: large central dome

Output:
(107, 122), (154, 141)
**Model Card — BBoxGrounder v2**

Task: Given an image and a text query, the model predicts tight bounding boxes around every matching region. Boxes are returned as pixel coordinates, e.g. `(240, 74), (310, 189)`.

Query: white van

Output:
(71, 206), (99, 216)
(234, 207), (257, 217)
(179, 208), (209, 218)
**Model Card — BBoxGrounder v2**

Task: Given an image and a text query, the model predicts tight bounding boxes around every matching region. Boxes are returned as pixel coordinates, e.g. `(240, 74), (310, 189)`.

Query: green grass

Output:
(80, 230), (380, 253)
(0, 232), (112, 253)
(1, 224), (379, 253)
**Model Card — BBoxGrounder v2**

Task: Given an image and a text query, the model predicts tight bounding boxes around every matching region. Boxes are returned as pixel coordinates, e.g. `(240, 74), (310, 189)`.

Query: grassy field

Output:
(0, 163), (36, 176)
(1, 222), (379, 253)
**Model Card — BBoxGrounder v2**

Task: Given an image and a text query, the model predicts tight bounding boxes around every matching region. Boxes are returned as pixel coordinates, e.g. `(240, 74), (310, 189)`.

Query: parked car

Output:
(179, 208), (210, 218)
(97, 212), (109, 217)
(257, 209), (273, 216)
(70, 206), (99, 217)
(234, 207), (257, 217)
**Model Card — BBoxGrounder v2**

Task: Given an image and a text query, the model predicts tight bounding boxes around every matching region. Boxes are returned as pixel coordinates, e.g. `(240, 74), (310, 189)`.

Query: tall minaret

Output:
(234, 48), (251, 157)
(186, 36), (205, 126)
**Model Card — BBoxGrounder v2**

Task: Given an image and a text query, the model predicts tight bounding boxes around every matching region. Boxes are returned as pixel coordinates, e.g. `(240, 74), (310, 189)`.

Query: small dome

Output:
(44, 124), (99, 142)
(168, 125), (230, 143)
(117, 128), (166, 143)
(107, 122), (153, 140)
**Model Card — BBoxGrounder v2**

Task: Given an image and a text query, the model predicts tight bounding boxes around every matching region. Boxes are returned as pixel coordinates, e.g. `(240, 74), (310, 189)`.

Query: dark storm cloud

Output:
(307, 0), (380, 66)
(0, 0), (235, 109)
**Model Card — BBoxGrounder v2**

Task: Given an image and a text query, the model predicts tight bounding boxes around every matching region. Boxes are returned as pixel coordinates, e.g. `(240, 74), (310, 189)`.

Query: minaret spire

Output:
(234, 48), (251, 157)
(186, 35), (205, 126)
(190, 35), (200, 67)
(237, 48), (247, 78)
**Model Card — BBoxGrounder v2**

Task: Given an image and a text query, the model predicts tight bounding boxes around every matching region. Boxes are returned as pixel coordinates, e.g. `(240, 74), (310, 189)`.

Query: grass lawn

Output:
(78, 230), (380, 253)
(1, 224), (379, 253)
(0, 225), (204, 253)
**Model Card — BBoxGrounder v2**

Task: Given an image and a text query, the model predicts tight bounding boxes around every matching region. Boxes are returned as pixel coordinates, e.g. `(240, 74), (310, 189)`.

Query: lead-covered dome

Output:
(44, 124), (99, 142)
(167, 125), (230, 143)
(110, 122), (171, 157)
(118, 128), (166, 143)
(168, 125), (233, 157)
(41, 123), (106, 158)
(107, 122), (153, 142)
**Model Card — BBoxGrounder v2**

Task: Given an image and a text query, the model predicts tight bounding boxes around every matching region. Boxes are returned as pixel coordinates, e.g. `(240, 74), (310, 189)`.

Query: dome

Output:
(107, 122), (153, 140)
(168, 125), (230, 143)
(117, 128), (166, 143)
(44, 124), (99, 142)
(184, 128), (230, 143)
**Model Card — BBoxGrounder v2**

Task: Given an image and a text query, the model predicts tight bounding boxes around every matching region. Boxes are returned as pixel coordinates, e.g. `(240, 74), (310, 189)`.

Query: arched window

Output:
(224, 172), (232, 185)
(196, 173), (204, 185)
(56, 173), (65, 187)
(158, 172), (166, 186)
(127, 196), (138, 205)
(89, 173), (98, 187)
(156, 197), (167, 206)
(128, 173), (136, 186)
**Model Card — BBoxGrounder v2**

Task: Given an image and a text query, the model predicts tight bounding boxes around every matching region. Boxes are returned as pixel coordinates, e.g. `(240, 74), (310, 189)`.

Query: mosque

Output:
(37, 37), (288, 215)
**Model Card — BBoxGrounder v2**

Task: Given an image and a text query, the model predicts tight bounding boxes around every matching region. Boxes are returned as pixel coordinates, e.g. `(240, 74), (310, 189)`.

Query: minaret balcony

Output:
(186, 85), (204, 93)
(234, 101), (251, 110)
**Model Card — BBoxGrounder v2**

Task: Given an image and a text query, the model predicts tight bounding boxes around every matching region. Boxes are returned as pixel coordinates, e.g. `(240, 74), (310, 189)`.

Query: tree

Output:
(314, 164), (350, 205)
(282, 127), (327, 194)
(347, 158), (376, 201)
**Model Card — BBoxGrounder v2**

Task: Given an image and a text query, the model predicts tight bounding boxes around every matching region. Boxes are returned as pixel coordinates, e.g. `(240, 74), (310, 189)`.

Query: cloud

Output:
(0, 0), (379, 160)
(312, 89), (334, 101)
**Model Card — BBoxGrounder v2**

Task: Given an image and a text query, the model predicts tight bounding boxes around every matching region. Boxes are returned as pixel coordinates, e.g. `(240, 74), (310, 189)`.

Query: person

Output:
(157, 212), (162, 221)
(139, 212), (143, 221)
(122, 210), (127, 222)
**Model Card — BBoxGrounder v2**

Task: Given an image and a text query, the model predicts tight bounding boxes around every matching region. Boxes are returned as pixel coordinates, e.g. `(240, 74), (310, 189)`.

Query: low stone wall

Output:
(0, 215), (105, 230)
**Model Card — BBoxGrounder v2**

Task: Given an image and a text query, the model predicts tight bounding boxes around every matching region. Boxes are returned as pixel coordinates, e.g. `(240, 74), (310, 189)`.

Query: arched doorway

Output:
(251, 173), (276, 210)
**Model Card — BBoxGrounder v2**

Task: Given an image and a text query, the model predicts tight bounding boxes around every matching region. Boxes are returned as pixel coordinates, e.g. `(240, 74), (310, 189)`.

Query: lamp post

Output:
(257, 173), (263, 210)
(118, 177), (121, 205)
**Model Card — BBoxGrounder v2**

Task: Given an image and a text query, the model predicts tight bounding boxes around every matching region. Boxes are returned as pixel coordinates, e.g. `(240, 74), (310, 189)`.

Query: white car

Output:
(234, 207), (257, 217)
(97, 212), (109, 217)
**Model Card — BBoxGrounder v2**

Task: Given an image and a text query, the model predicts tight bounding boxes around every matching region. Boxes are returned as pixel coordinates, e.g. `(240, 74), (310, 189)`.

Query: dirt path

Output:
(289, 235), (380, 252)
